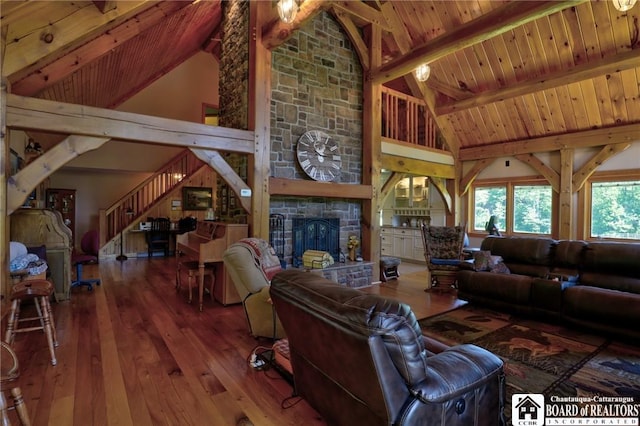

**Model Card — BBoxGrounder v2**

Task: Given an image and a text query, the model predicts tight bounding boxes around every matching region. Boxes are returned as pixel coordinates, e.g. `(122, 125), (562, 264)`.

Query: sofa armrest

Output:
(411, 344), (503, 403)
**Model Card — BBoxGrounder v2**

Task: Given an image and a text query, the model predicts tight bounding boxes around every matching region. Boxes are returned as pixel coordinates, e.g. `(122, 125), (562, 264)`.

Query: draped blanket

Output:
(236, 238), (282, 282)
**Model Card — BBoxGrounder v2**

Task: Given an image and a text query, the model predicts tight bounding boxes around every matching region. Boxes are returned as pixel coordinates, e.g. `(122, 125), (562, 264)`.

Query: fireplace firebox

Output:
(292, 217), (340, 268)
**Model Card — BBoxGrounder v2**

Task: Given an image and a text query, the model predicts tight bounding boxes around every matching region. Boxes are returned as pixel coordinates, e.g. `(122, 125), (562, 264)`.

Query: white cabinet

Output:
(381, 227), (393, 256)
(381, 226), (425, 262)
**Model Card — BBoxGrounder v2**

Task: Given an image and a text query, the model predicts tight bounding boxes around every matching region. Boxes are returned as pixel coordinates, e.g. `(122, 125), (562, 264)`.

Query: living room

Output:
(3, 1), (640, 425)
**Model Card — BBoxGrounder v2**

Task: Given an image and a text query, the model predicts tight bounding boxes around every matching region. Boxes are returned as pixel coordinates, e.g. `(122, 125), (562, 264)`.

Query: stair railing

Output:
(103, 150), (204, 242)
(381, 87), (440, 150)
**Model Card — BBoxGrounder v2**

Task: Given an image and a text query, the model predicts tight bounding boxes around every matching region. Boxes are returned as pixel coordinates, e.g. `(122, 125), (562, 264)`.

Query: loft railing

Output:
(103, 150), (204, 242)
(381, 86), (444, 151)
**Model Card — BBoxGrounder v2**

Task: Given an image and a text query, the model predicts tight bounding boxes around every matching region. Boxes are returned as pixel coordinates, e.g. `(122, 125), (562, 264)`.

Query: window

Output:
(471, 180), (553, 236)
(473, 186), (506, 232)
(588, 179), (640, 240)
(513, 185), (552, 234)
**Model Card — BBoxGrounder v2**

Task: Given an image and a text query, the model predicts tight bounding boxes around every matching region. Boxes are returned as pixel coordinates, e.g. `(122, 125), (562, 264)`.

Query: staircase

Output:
(100, 150), (206, 248)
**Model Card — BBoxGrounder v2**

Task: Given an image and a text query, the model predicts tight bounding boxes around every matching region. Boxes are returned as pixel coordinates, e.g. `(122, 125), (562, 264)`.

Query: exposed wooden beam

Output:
(3, 1), (156, 82)
(261, 0), (327, 50)
(437, 49), (640, 115)
(514, 153), (560, 193)
(572, 143), (631, 192)
(190, 149), (251, 213)
(559, 149), (574, 239)
(459, 123), (640, 161)
(380, 172), (404, 205)
(269, 177), (372, 199)
(459, 158), (494, 196)
(8, 135), (110, 214)
(381, 154), (456, 179)
(332, 7), (369, 72)
(331, 1), (392, 33)
(370, 1), (585, 85)
(430, 177), (452, 214)
(93, 1), (118, 14)
(377, 1), (458, 156)
(6, 95), (255, 154)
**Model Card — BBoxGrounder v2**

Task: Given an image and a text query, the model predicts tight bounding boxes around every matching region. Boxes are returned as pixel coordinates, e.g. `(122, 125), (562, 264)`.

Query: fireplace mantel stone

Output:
(304, 260), (374, 288)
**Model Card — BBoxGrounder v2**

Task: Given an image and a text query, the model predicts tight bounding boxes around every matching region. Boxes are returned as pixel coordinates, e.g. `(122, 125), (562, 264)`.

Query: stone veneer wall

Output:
(271, 11), (364, 267)
(217, 0), (248, 223)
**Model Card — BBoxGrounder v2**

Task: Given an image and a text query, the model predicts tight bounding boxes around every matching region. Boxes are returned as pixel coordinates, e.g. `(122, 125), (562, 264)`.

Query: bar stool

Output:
(175, 261), (216, 308)
(4, 280), (58, 366)
(1, 341), (31, 425)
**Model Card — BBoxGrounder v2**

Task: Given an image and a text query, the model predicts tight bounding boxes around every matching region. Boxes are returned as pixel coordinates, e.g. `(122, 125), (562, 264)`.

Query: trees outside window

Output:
(514, 185), (552, 234)
(471, 181), (552, 236)
(473, 186), (506, 232)
(590, 180), (640, 240)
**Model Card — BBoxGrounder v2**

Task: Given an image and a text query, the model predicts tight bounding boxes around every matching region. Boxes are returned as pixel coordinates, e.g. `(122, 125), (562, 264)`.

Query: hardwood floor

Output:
(8, 258), (462, 426)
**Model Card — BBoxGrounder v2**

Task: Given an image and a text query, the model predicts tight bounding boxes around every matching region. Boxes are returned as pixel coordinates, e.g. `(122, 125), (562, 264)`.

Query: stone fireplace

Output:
(291, 217), (340, 267)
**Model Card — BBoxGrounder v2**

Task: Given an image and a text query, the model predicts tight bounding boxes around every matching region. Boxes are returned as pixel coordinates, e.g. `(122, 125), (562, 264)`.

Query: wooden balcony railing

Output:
(103, 150), (204, 243)
(382, 86), (444, 151)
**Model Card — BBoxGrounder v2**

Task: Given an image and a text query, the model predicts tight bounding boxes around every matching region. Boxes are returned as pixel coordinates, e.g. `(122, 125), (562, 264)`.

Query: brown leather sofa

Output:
(457, 236), (640, 342)
(270, 269), (506, 426)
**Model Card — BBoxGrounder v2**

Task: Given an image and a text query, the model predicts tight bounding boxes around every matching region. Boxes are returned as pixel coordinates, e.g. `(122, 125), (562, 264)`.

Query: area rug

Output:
(418, 306), (640, 421)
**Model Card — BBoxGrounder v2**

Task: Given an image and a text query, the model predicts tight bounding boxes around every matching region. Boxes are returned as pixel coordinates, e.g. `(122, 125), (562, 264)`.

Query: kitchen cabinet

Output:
(381, 226), (425, 262)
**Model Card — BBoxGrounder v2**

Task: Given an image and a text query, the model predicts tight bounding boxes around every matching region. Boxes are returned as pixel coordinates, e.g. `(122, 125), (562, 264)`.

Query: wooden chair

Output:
(1, 342), (31, 426)
(146, 218), (171, 258)
(175, 261), (216, 308)
(4, 279), (58, 366)
(421, 225), (466, 292)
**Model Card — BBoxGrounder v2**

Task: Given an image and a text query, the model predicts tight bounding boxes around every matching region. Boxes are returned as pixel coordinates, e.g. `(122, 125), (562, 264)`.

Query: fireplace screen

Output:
(292, 217), (340, 267)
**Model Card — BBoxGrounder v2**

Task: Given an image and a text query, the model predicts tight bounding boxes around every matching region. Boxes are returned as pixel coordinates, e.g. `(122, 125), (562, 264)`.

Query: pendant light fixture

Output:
(277, 0), (298, 23)
(612, 0), (637, 11)
(415, 63), (431, 82)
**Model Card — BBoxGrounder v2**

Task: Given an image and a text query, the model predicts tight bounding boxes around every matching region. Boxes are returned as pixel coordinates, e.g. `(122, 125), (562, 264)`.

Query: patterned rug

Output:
(419, 306), (640, 421)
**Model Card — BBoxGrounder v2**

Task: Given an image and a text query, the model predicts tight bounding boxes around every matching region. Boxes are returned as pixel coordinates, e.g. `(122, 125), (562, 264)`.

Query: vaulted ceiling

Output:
(2, 0), (639, 161)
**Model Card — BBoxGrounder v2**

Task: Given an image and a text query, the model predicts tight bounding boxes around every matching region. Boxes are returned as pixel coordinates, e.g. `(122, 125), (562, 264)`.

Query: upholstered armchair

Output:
(421, 225), (466, 291)
(223, 238), (285, 339)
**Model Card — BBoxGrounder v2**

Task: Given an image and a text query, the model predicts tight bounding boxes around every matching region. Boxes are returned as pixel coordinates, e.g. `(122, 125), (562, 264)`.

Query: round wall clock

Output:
(296, 130), (342, 182)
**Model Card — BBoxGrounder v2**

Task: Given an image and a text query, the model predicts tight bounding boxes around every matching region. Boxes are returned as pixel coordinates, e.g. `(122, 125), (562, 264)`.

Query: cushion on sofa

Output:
(549, 240), (586, 281)
(582, 242), (640, 277)
(480, 236), (554, 277)
(564, 286), (640, 326)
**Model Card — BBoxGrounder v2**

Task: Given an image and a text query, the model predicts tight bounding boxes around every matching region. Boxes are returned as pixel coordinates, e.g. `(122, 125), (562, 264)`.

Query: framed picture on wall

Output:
(183, 187), (213, 210)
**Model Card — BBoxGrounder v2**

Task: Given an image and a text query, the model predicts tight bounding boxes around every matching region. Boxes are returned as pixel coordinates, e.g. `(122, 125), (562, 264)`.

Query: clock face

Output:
(296, 130), (342, 182)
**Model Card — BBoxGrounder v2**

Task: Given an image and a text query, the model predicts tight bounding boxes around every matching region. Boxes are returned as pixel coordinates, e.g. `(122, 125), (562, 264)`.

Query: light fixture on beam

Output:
(612, 0), (637, 11)
(415, 63), (431, 82)
(277, 0), (298, 23)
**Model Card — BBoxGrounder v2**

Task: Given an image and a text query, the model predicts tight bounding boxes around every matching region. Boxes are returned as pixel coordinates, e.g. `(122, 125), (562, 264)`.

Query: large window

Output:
(513, 185), (552, 234)
(473, 186), (506, 232)
(472, 180), (553, 236)
(588, 178), (640, 240)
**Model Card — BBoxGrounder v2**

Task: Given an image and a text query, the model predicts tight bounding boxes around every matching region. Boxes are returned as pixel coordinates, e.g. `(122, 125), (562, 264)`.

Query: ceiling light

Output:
(415, 63), (431, 82)
(612, 0), (637, 11)
(277, 0), (298, 23)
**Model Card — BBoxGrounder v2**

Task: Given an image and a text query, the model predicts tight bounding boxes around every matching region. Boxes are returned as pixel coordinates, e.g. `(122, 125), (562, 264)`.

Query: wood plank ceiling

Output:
(2, 0), (639, 159)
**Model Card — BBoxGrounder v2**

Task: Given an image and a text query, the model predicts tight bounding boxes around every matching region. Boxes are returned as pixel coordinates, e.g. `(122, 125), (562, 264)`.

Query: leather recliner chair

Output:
(270, 269), (506, 426)
(223, 238), (285, 339)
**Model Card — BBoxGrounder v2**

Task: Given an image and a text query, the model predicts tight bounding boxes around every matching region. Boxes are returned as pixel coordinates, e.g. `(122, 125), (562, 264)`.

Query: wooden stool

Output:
(175, 261), (216, 308)
(380, 256), (401, 282)
(1, 342), (31, 426)
(4, 280), (58, 366)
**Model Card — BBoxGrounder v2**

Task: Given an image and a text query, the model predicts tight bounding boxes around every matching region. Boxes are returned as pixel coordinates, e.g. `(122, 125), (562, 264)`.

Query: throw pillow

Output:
(490, 261), (511, 274)
(473, 250), (492, 271)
